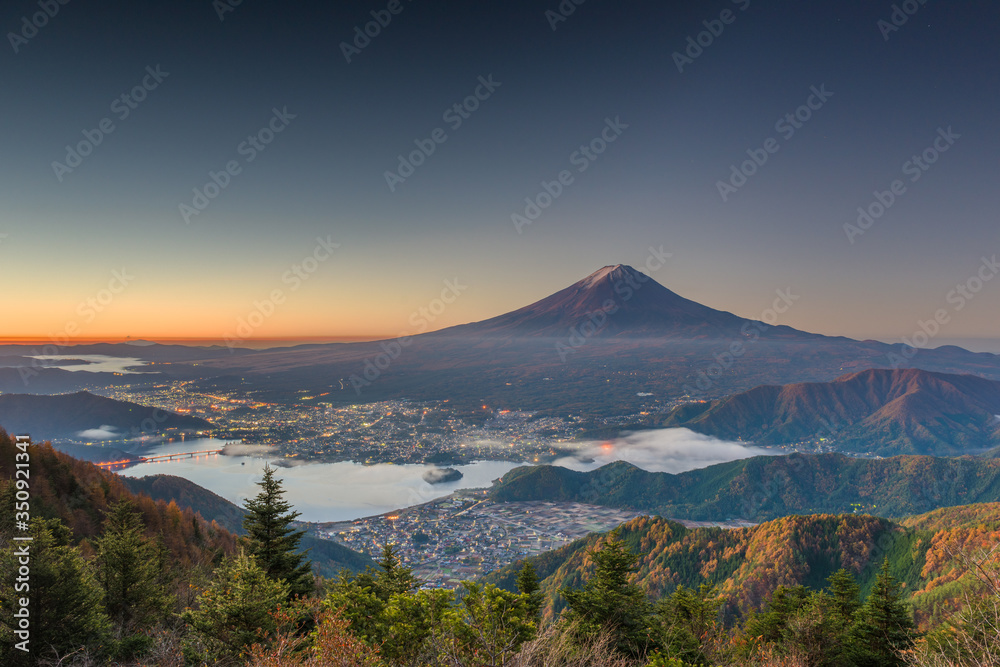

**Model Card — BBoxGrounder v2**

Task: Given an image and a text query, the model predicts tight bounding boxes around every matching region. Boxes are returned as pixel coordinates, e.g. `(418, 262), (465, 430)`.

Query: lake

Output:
(117, 429), (771, 522)
(119, 438), (524, 522)
(29, 354), (150, 374)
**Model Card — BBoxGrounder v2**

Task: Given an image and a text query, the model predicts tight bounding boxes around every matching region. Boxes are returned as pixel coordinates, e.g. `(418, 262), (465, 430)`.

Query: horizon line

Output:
(0, 335), (396, 347)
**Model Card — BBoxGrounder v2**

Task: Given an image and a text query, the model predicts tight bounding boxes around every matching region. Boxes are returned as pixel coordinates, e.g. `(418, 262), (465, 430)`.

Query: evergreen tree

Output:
(782, 591), (852, 667)
(181, 548), (290, 665)
(516, 560), (543, 619)
(357, 542), (419, 602)
(451, 582), (537, 667)
(327, 542), (419, 649)
(94, 499), (173, 635)
(0, 518), (110, 665)
(827, 567), (861, 622)
(850, 559), (916, 667)
(651, 584), (723, 665)
(242, 463), (314, 597)
(742, 585), (812, 646)
(745, 569), (863, 667)
(382, 587), (457, 665)
(560, 530), (653, 658)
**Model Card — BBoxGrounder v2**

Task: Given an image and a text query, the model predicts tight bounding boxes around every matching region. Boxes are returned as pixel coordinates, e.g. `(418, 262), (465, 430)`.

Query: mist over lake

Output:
(119, 430), (768, 521)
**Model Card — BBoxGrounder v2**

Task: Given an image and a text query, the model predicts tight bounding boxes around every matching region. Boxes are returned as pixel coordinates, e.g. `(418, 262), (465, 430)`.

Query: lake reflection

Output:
(119, 428), (768, 523)
(120, 439), (523, 522)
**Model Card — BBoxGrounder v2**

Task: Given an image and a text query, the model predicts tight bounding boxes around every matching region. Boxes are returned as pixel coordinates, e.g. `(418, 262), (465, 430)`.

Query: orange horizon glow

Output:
(0, 334), (396, 347)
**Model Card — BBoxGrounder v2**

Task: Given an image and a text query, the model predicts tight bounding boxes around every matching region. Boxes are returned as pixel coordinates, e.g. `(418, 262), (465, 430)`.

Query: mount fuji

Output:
(438, 264), (820, 340)
(177, 265), (1000, 414)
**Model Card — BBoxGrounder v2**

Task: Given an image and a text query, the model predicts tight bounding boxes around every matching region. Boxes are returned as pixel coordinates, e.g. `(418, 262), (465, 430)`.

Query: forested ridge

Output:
(2, 429), (999, 666)
(490, 454), (1000, 521)
(486, 506), (1000, 628)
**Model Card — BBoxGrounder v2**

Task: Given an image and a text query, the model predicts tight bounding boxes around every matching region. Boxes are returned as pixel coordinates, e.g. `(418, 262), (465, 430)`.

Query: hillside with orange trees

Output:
(486, 506), (1000, 629)
(0, 429), (235, 569)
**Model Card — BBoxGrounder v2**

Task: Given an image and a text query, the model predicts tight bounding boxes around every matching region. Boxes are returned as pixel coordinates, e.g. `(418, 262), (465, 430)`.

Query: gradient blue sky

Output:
(2, 0), (998, 343)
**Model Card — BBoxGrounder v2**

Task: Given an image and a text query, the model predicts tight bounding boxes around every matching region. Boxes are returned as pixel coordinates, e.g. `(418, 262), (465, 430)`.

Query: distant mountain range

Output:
(3, 266), (1000, 419)
(178, 265), (1000, 414)
(489, 454), (1000, 521)
(0, 390), (212, 442)
(660, 368), (1000, 455)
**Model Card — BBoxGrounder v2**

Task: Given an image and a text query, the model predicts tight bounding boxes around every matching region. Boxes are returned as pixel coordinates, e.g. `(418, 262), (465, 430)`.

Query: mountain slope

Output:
(180, 265), (1000, 415)
(439, 264), (820, 340)
(661, 368), (1000, 455)
(123, 474), (373, 576)
(0, 430), (236, 568)
(123, 474), (247, 533)
(484, 506), (1000, 627)
(0, 390), (212, 441)
(488, 454), (1000, 521)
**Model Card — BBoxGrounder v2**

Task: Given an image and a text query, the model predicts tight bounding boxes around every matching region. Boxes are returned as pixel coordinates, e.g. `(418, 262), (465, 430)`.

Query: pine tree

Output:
(452, 582), (537, 666)
(652, 584), (723, 665)
(325, 569), (386, 645)
(850, 559), (916, 667)
(181, 548), (290, 665)
(381, 587), (457, 664)
(516, 560), (543, 619)
(360, 542), (418, 602)
(94, 499), (173, 635)
(241, 463), (314, 597)
(0, 518), (110, 665)
(827, 568), (861, 622)
(327, 546), (449, 664)
(742, 585), (812, 646)
(561, 530), (653, 658)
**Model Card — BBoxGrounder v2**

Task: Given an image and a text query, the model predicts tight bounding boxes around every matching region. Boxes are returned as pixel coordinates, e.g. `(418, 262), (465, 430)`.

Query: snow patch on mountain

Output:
(580, 264), (623, 289)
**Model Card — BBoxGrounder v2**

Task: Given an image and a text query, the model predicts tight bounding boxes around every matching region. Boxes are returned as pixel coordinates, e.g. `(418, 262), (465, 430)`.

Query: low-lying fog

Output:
(120, 429), (770, 522)
(552, 428), (771, 473)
